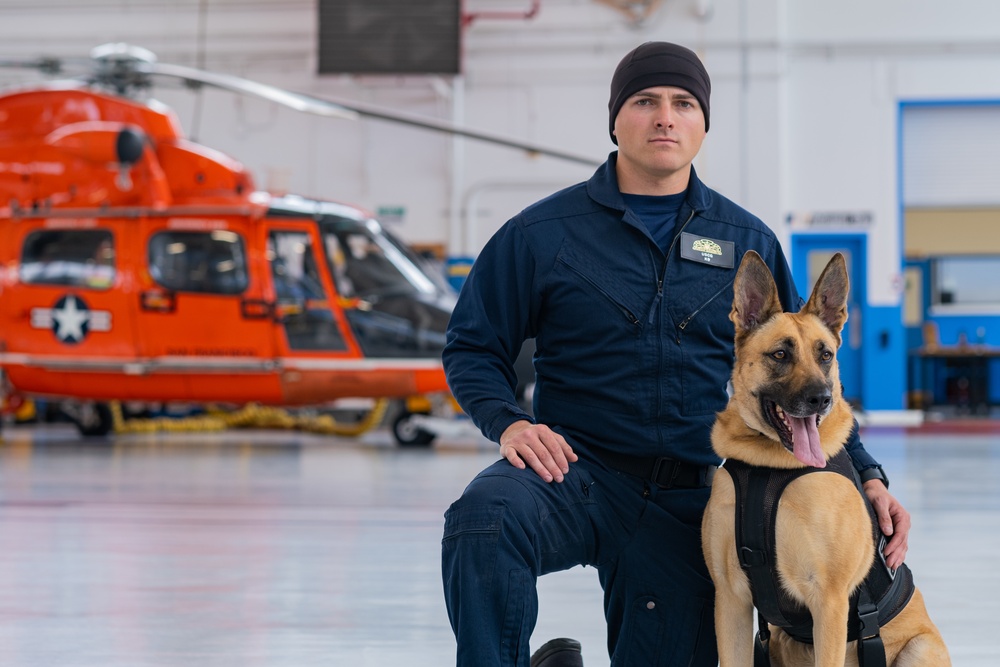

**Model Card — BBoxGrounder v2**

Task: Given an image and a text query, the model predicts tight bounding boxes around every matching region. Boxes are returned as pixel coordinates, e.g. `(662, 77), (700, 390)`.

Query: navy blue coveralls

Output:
(441, 153), (881, 667)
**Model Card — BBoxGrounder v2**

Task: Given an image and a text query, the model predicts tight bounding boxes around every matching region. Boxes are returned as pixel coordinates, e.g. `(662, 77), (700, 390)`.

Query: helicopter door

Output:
(134, 222), (281, 404)
(266, 227), (354, 353)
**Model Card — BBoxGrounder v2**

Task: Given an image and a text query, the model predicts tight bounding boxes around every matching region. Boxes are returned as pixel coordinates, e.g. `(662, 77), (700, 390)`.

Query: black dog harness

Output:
(724, 449), (915, 667)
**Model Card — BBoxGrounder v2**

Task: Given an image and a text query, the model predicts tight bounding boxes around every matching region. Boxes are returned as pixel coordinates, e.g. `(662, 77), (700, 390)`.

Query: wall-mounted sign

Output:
(786, 211), (873, 230)
(376, 205), (406, 225)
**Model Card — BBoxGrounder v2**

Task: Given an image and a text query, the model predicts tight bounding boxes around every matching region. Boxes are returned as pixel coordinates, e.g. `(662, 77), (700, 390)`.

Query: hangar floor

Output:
(0, 420), (996, 666)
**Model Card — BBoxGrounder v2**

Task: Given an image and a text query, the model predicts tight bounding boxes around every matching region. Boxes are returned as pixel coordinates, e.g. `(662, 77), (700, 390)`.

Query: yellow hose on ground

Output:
(110, 399), (390, 436)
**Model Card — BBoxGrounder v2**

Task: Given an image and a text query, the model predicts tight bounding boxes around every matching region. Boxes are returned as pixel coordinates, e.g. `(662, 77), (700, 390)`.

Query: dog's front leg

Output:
(714, 584), (755, 666)
(810, 596), (851, 667)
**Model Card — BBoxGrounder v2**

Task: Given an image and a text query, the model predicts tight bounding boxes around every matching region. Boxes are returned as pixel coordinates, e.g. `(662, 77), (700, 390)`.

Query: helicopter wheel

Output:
(65, 401), (115, 437)
(391, 411), (435, 447)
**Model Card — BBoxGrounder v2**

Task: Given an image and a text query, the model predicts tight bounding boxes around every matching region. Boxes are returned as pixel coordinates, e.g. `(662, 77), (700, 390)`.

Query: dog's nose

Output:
(807, 390), (832, 410)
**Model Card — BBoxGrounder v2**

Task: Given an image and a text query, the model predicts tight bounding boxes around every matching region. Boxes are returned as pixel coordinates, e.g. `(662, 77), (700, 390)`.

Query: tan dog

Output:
(701, 251), (949, 666)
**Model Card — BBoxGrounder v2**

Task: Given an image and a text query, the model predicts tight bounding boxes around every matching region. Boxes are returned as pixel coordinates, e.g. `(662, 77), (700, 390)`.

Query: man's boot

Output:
(530, 638), (583, 667)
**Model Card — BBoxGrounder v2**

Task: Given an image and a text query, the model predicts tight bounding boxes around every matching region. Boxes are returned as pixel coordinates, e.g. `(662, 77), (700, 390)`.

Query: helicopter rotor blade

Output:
(146, 62), (600, 167)
(303, 92), (602, 167)
(0, 44), (601, 168)
(0, 55), (77, 75)
(148, 62), (360, 122)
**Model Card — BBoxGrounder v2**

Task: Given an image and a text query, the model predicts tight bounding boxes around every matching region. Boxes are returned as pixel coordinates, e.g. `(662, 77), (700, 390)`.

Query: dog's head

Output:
(726, 251), (851, 468)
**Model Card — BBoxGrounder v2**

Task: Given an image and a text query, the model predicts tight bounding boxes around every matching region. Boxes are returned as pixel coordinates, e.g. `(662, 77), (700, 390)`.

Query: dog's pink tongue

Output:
(790, 416), (826, 468)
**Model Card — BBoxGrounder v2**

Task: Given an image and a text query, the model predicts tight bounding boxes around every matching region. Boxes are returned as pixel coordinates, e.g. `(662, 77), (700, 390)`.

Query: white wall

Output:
(784, 0), (1000, 303)
(3, 0), (1000, 306)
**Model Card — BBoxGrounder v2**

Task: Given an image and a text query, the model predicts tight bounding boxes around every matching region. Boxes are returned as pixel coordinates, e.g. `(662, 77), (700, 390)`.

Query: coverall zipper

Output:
(675, 278), (735, 342)
(651, 209), (697, 431)
(647, 209), (697, 324)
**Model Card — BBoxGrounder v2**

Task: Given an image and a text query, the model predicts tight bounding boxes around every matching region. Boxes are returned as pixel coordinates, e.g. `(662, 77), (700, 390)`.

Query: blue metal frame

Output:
(790, 234), (867, 405)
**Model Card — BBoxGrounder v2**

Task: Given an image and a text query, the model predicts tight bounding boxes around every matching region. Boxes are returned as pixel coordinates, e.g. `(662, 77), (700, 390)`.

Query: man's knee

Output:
(443, 471), (539, 544)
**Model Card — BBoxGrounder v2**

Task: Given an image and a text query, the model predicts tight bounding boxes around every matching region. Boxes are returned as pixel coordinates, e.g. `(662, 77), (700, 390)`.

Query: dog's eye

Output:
(820, 350), (833, 362)
(771, 350), (786, 360)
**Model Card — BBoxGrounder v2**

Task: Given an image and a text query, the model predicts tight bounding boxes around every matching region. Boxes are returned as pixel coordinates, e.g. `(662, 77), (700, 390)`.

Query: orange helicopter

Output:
(0, 44), (592, 442)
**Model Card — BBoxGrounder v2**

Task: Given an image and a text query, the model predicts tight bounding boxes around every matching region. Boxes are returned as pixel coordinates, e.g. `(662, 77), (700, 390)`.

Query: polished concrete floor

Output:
(0, 419), (997, 666)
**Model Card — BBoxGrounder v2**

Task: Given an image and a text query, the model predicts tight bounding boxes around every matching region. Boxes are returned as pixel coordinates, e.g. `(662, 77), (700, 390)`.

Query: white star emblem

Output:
(52, 295), (90, 343)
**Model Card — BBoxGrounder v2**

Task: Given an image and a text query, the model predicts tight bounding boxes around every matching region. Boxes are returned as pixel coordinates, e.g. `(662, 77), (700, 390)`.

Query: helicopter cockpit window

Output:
(20, 229), (116, 290)
(267, 230), (347, 351)
(321, 218), (436, 300)
(148, 230), (248, 295)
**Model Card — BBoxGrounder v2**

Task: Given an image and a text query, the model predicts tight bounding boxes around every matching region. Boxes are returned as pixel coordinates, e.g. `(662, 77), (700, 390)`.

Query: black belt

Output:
(595, 450), (717, 489)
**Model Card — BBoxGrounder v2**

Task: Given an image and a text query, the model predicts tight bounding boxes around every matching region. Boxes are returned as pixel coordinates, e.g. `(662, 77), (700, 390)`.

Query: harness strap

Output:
(734, 466), (794, 628)
(754, 611), (772, 667)
(856, 585), (887, 667)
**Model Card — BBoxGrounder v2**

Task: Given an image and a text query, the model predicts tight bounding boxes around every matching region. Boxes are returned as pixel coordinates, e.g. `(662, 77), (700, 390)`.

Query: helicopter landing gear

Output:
(391, 410), (436, 447)
(62, 401), (115, 437)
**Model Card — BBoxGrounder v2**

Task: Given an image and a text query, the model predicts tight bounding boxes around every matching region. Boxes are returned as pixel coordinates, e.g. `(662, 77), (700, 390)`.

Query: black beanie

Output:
(608, 41), (711, 143)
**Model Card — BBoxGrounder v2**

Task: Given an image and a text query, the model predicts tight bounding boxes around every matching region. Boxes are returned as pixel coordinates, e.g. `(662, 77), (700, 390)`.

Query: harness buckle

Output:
(858, 600), (880, 640)
(739, 546), (767, 569)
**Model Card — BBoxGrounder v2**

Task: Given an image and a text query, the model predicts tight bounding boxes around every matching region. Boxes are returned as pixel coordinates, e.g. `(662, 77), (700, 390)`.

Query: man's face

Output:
(612, 85), (707, 191)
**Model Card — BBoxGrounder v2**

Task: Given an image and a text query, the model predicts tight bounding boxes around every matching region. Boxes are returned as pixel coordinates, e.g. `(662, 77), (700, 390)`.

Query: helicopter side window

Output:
(148, 230), (248, 295)
(19, 229), (116, 290)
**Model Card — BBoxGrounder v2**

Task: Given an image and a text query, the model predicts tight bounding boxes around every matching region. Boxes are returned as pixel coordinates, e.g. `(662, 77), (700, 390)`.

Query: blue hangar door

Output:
(791, 234), (867, 407)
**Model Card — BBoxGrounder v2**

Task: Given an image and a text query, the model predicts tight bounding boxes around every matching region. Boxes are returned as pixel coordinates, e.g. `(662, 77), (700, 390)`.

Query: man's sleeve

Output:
(842, 419), (880, 472)
(442, 221), (536, 443)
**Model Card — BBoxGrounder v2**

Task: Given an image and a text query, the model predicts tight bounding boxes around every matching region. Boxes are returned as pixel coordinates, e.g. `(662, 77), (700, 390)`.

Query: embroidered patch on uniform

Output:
(679, 232), (735, 268)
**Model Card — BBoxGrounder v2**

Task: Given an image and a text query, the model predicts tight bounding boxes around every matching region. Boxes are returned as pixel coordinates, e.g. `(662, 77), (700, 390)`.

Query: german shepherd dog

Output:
(701, 251), (950, 666)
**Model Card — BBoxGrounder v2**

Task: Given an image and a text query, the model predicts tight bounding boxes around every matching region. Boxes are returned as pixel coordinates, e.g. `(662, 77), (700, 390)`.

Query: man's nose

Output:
(655, 108), (674, 128)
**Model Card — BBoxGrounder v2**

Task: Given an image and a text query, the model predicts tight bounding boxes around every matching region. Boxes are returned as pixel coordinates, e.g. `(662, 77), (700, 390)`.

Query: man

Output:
(441, 41), (909, 667)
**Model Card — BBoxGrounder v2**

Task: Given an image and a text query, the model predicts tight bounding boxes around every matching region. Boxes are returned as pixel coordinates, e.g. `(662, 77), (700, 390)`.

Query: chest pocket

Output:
(669, 253), (739, 416)
(555, 243), (649, 329)
(551, 242), (652, 415)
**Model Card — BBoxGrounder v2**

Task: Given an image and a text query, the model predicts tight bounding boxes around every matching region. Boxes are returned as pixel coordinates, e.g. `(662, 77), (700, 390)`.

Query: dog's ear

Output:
(803, 252), (850, 345)
(731, 250), (783, 338)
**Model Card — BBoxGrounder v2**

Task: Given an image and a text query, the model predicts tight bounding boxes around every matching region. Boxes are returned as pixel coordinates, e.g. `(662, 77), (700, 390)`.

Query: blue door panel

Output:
(790, 235), (867, 406)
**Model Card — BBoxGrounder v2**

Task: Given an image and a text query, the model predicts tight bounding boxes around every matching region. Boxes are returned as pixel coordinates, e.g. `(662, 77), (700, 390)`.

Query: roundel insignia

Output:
(51, 294), (91, 344)
(30, 295), (113, 344)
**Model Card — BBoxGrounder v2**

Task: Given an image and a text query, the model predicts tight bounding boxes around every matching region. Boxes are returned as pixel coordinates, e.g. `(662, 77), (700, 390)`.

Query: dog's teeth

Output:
(775, 405), (790, 427)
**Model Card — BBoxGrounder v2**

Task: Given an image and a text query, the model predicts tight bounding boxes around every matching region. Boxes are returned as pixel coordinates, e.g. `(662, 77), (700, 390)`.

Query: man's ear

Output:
(802, 252), (850, 346)
(731, 251), (783, 341)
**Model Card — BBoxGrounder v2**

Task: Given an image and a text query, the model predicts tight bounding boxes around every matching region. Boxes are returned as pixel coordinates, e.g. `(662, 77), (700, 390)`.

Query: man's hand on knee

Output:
(500, 420), (578, 483)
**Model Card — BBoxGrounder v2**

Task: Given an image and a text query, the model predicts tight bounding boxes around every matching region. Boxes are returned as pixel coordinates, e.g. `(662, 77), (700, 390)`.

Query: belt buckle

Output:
(651, 457), (681, 489)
